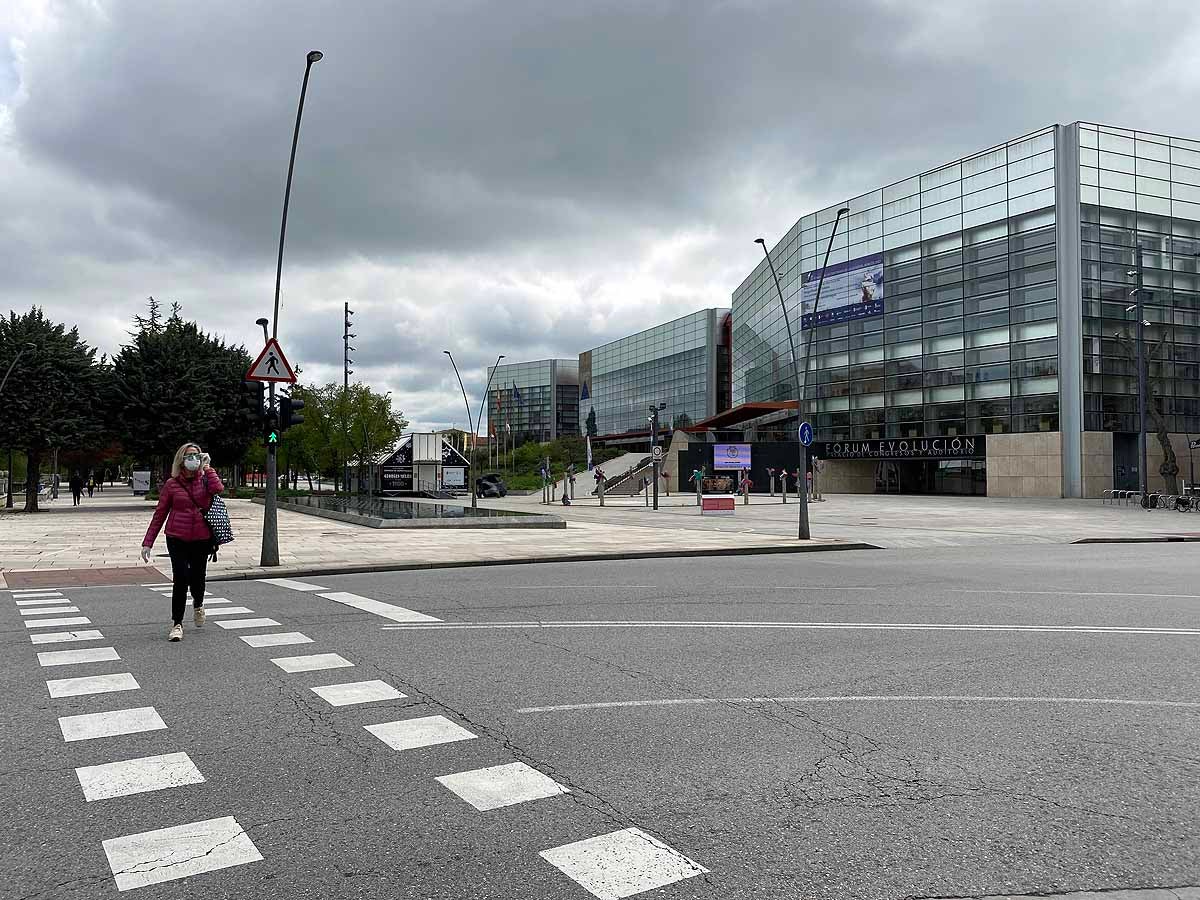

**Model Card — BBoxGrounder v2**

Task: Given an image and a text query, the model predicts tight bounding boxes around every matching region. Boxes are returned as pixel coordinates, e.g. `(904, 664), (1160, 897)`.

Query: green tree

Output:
(109, 300), (258, 481)
(0, 308), (109, 511)
(332, 384), (408, 489)
(585, 407), (598, 437)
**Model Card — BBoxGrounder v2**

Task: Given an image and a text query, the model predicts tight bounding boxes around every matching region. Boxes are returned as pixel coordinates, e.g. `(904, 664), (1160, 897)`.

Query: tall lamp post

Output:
(755, 205), (848, 540)
(1127, 244), (1150, 507)
(261, 49), (323, 568)
(444, 351), (504, 508)
(2, 342), (37, 508)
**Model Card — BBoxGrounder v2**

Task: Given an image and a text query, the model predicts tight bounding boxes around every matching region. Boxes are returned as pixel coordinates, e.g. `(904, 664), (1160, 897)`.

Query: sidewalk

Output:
(0, 487), (867, 588)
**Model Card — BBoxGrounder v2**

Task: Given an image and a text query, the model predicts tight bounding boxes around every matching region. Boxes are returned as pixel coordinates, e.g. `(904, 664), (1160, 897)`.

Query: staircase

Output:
(594, 457), (655, 495)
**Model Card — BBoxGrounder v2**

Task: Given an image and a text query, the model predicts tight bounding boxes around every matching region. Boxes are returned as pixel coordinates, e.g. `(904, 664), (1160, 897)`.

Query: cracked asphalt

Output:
(1, 542), (1198, 899)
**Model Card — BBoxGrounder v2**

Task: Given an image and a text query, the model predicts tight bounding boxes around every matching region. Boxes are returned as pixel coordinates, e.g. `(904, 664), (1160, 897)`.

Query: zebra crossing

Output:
(6, 578), (707, 898)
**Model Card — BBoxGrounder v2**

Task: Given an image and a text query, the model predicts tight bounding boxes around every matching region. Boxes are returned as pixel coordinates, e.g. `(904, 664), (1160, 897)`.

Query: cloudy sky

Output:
(4, 1), (1200, 431)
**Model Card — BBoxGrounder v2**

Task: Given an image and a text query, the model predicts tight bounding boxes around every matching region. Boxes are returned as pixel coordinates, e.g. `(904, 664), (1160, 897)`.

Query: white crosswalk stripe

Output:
(25, 616), (91, 629)
(102, 815), (262, 890)
(77, 752), (204, 801)
(38, 647), (120, 667)
(30, 630), (105, 645)
(271, 653), (354, 674)
(539, 828), (708, 899)
(436, 762), (569, 811)
(365, 715), (476, 751)
(240, 632), (313, 648)
(20, 606), (80, 616)
(215, 618), (280, 630)
(47, 672), (140, 698)
(59, 707), (167, 742)
(310, 680), (404, 707)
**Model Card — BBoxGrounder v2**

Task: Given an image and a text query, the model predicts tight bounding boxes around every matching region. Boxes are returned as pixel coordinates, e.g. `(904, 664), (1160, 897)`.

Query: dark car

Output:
(476, 473), (508, 498)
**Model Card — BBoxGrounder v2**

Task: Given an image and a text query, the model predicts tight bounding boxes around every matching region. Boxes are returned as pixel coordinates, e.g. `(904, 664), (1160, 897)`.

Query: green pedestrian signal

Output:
(268, 431), (278, 444)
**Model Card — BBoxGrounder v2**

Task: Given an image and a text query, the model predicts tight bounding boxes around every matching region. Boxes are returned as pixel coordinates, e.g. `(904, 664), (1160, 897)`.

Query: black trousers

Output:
(166, 536), (210, 625)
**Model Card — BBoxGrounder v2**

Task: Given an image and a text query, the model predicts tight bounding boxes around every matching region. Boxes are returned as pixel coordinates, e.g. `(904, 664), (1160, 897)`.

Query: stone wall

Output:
(1080, 431), (1113, 499)
(819, 459), (876, 494)
(986, 432), (1063, 497)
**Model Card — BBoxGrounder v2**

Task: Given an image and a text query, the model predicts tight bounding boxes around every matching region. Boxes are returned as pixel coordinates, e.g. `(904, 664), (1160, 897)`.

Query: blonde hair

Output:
(171, 442), (203, 478)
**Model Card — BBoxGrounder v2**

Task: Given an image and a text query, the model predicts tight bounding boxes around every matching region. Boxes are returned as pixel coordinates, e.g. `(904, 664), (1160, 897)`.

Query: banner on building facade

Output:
(810, 435), (986, 461)
(801, 251), (884, 330)
(713, 443), (752, 469)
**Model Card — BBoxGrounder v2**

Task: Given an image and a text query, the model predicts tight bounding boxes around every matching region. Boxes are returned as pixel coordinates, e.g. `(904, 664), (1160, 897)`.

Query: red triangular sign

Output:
(246, 338), (297, 383)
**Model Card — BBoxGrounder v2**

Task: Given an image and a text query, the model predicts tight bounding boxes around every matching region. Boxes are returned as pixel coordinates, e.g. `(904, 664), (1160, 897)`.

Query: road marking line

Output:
(380, 620), (1200, 636)
(260, 577), (328, 591)
(540, 827), (707, 899)
(48, 672), (140, 698)
(214, 618), (280, 630)
(20, 606), (81, 616)
(9, 589), (64, 595)
(59, 706), (167, 742)
(961, 589), (1200, 598)
(270, 653), (354, 674)
(38, 647), (120, 667)
(26, 616), (91, 629)
(142, 583), (172, 587)
(365, 715), (476, 751)
(517, 694), (1200, 714)
(240, 632), (313, 648)
(76, 752), (204, 801)
(31, 630), (105, 645)
(16, 597), (73, 606)
(317, 591), (441, 623)
(199, 598), (231, 605)
(147, 587), (173, 593)
(196, 606), (254, 616)
(436, 762), (569, 811)
(102, 815), (262, 891)
(310, 680), (405, 707)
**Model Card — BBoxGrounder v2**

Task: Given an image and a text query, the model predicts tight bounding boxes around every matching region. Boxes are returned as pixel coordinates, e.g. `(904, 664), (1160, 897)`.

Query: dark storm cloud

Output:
(5, 0), (1200, 430)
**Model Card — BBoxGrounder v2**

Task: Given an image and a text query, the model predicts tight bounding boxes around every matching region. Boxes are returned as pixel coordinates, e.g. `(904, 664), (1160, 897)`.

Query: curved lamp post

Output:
(261, 49), (322, 568)
(444, 351), (505, 508)
(755, 205), (849, 540)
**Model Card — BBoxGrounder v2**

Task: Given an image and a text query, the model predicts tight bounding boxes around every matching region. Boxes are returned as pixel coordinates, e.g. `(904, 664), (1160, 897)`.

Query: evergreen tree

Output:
(585, 407), (598, 437)
(109, 299), (257, 480)
(0, 308), (108, 511)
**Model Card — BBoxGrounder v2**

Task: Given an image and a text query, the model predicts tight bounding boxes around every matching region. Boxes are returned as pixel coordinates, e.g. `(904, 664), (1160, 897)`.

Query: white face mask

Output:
(183, 457), (201, 472)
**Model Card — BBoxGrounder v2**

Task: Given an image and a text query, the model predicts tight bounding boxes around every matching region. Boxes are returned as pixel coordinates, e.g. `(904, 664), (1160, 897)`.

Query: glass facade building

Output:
(730, 122), (1200, 497)
(486, 358), (579, 446)
(579, 308), (731, 437)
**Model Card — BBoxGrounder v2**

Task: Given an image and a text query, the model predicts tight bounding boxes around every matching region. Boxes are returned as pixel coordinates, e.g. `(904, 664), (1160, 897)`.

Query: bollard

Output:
(781, 473), (787, 504)
(598, 479), (605, 507)
(768, 468), (775, 497)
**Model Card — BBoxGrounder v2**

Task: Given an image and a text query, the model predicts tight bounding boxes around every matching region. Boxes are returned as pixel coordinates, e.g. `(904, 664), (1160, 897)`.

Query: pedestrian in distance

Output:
(86, 473), (95, 498)
(140, 443), (225, 642)
(68, 471), (84, 506)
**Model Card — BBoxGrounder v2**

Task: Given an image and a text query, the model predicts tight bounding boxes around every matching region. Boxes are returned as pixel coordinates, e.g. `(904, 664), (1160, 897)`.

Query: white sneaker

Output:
(194, 607), (205, 628)
(168, 624), (183, 642)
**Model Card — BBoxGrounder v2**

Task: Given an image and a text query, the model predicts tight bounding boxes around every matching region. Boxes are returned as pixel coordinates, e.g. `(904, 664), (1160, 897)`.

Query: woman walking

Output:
(141, 443), (224, 642)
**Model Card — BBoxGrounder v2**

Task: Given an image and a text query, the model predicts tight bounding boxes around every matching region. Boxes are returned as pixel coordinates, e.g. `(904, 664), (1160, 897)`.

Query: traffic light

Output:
(240, 379), (266, 424)
(263, 405), (279, 446)
(279, 396), (305, 431)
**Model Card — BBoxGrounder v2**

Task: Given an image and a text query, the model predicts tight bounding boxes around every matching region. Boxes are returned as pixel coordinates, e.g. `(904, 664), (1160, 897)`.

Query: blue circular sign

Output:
(798, 422), (814, 446)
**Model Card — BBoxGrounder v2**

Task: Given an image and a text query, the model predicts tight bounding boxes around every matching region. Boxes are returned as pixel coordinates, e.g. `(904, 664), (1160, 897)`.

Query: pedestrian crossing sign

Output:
(246, 338), (296, 383)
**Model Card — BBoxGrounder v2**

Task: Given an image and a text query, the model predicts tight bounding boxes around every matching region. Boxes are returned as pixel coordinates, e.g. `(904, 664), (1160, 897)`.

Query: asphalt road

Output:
(2, 544), (1198, 900)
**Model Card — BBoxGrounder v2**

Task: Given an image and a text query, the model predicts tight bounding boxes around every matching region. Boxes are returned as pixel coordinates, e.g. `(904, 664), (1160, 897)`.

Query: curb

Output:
(205, 541), (882, 582)
(1072, 536), (1200, 544)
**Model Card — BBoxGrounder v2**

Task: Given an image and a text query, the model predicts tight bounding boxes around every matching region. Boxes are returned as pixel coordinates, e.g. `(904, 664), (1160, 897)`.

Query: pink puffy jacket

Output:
(143, 469), (225, 547)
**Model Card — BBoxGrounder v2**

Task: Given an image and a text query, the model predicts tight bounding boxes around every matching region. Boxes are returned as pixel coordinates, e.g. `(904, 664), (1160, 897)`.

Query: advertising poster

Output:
(442, 467), (466, 487)
(713, 443), (752, 470)
(800, 252), (884, 330)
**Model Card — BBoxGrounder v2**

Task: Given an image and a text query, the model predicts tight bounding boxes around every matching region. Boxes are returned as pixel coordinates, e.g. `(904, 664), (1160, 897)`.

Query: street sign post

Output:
(246, 338), (297, 383)
(652, 446), (663, 461)
(798, 421), (813, 447)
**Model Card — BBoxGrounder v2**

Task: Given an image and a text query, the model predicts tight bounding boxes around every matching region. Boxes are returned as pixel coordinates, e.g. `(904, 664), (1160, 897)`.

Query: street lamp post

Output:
(755, 206), (848, 540)
(475, 355), (505, 488)
(261, 49), (322, 568)
(1128, 245), (1149, 506)
(2, 342), (36, 509)
(444, 351), (505, 508)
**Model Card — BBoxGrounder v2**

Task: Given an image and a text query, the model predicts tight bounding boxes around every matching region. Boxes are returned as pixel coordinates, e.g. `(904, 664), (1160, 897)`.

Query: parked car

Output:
(476, 473), (508, 498)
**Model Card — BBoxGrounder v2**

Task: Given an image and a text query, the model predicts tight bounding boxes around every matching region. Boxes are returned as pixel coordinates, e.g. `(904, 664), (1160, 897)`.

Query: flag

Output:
(512, 382), (521, 405)
(586, 434), (593, 470)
